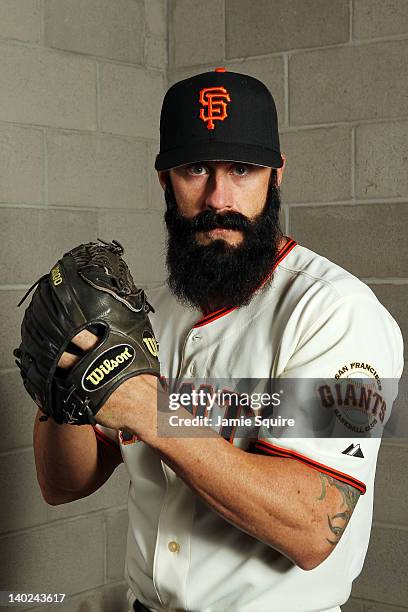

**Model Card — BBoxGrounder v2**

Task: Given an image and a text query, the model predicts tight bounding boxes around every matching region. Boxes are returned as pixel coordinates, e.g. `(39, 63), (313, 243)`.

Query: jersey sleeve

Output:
(253, 294), (404, 494)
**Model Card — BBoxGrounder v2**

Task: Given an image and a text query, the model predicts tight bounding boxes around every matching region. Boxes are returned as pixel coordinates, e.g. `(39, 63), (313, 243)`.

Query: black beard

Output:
(164, 177), (283, 313)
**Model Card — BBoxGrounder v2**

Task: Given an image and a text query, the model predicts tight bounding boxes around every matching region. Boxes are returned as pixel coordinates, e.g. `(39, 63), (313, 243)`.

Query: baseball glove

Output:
(13, 239), (160, 425)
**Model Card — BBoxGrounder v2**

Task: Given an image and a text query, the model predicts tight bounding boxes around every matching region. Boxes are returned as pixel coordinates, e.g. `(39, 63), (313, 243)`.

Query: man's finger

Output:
(58, 352), (80, 369)
(57, 329), (100, 369)
(70, 328), (100, 351)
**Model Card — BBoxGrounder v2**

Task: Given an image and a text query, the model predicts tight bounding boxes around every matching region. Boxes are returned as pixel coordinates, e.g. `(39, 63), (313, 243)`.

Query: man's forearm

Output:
(114, 380), (348, 570)
(145, 429), (337, 570)
(34, 411), (121, 504)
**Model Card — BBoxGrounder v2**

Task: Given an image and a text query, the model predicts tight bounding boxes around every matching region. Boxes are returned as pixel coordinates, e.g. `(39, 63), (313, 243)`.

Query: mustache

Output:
(188, 210), (253, 233)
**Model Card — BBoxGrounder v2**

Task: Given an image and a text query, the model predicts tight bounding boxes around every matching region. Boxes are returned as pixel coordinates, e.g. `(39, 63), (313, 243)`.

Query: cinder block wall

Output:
(167, 1), (408, 612)
(1, 1), (407, 611)
(0, 1), (167, 610)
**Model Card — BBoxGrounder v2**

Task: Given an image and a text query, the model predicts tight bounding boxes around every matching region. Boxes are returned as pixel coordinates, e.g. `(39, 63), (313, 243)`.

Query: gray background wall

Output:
(0, 1), (407, 611)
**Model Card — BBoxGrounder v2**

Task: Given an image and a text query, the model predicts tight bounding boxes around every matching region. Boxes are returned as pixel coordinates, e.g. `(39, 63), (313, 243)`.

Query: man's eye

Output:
(233, 164), (250, 176)
(188, 164), (207, 175)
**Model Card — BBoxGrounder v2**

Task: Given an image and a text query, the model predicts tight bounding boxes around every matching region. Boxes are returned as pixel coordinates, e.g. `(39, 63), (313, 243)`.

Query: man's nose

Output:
(204, 174), (234, 213)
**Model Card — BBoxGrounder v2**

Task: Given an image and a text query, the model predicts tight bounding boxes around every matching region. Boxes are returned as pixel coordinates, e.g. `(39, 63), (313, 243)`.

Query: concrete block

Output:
(96, 582), (129, 612)
(341, 599), (363, 612)
(363, 602), (408, 612)
(168, 56), (285, 125)
(0, 43), (96, 130)
(100, 63), (164, 139)
(47, 463), (129, 522)
(149, 141), (165, 211)
(289, 203), (408, 278)
(279, 205), (288, 236)
(0, 449), (47, 534)
(280, 126), (351, 203)
(226, 0), (349, 58)
(37, 209), (98, 272)
(27, 582), (129, 612)
(98, 211), (166, 283)
(0, 207), (97, 288)
(369, 285), (407, 359)
(0, 0), (40, 43)
(169, 0), (224, 68)
(354, 0), (408, 40)
(372, 444), (408, 526)
(0, 125), (43, 204)
(47, 131), (148, 209)
(352, 526), (408, 606)
(0, 197), (274, 286)
(0, 208), (40, 284)
(167, 65), (218, 87)
(0, 290), (26, 370)
(145, 0), (167, 39)
(383, 366), (408, 446)
(145, 35), (167, 70)
(356, 120), (408, 199)
(0, 515), (105, 592)
(290, 41), (408, 125)
(105, 508), (129, 581)
(0, 371), (38, 453)
(44, 0), (144, 64)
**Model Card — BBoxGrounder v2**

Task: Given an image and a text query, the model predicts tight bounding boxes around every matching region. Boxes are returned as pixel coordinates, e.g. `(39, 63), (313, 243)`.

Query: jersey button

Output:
(189, 362), (196, 376)
(168, 540), (180, 553)
(192, 334), (202, 341)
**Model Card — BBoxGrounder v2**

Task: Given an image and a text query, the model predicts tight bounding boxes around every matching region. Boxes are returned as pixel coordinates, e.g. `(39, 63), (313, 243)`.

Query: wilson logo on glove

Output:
(82, 344), (136, 391)
(143, 331), (159, 357)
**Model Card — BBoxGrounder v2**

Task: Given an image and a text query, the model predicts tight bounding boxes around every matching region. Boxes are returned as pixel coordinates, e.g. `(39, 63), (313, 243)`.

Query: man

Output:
(34, 70), (404, 611)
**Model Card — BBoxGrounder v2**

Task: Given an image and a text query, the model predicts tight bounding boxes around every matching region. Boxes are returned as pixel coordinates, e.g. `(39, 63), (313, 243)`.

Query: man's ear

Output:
(157, 170), (169, 191)
(275, 153), (286, 187)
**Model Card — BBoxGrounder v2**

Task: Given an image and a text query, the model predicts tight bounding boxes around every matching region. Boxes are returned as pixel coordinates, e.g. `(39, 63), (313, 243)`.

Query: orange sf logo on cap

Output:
(199, 86), (231, 130)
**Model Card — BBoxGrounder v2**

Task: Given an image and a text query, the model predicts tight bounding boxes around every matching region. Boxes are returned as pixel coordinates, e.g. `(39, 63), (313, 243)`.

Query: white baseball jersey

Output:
(95, 237), (404, 612)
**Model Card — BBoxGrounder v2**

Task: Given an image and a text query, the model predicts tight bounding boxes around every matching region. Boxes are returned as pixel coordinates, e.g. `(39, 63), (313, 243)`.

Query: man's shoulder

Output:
(277, 242), (377, 303)
(145, 282), (199, 327)
(277, 243), (403, 378)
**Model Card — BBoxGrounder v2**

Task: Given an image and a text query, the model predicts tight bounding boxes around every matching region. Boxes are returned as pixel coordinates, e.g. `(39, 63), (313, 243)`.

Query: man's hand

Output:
(58, 329), (158, 432)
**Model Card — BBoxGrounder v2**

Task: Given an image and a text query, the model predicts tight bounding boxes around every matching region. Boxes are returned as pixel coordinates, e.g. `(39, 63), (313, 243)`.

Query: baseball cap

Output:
(155, 68), (283, 171)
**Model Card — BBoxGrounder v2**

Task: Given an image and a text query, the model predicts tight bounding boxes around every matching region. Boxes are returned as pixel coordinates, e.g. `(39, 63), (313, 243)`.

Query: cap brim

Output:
(155, 141), (283, 171)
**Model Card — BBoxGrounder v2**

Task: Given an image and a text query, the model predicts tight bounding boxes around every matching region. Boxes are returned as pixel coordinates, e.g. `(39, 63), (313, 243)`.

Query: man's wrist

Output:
(117, 374), (161, 442)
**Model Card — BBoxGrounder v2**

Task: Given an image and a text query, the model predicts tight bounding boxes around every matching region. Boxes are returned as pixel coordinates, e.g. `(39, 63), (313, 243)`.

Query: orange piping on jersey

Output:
(252, 440), (366, 495)
(93, 425), (123, 458)
(200, 305), (232, 321)
(194, 306), (236, 327)
(193, 237), (298, 328)
(263, 238), (297, 283)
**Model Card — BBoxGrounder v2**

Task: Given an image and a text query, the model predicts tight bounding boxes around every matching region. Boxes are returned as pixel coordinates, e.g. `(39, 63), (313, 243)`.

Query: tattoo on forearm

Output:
(317, 473), (360, 546)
